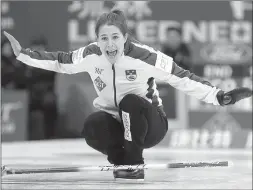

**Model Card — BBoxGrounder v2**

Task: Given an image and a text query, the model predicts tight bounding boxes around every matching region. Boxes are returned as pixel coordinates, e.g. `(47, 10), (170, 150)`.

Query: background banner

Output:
(2, 1), (252, 146)
(1, 90), (28, 142)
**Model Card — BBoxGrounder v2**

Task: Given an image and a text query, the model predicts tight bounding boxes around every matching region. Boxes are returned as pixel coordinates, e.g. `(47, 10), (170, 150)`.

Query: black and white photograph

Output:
(1, 1), (252, 189)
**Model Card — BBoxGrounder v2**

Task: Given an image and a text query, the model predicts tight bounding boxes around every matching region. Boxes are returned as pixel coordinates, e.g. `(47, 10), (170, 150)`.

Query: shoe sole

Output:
(114, 178), (145, 183)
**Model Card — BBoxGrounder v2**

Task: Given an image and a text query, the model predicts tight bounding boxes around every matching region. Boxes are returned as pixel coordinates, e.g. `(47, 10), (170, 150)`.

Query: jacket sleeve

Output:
(16, 46), (90, 74)
(152, 51), (221, 106)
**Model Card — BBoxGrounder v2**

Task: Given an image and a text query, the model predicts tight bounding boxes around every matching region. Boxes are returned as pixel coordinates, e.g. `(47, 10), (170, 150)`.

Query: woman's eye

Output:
(101, 37), (107, 41)
(113, 36), (119, 40)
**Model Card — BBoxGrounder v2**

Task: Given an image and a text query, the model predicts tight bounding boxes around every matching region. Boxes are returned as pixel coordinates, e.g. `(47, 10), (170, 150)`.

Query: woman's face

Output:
(97, 24), (127, 64)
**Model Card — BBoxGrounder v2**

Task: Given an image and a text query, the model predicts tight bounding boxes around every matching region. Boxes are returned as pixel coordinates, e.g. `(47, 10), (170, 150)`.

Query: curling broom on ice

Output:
(1, 160), (232, 176)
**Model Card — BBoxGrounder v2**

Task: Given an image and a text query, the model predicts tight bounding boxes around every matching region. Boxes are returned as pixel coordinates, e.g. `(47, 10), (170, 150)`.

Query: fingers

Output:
(3, 31), (21, 57)
(3, 31), (9, 36)
(3, 31), (8, 36)
(3, 31), (13, 41)
(4, 31), (16, 44)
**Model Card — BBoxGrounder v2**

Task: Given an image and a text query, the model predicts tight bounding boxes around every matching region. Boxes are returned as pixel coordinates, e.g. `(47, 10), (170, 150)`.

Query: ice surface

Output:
(1, 139), (252, 189)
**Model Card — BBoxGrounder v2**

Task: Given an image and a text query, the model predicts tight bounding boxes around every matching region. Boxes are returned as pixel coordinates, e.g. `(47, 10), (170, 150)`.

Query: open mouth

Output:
(106, 50), (117, 58)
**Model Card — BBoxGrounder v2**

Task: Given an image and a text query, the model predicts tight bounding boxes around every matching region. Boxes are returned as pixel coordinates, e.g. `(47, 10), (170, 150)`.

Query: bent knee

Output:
(81, 124), (109, 155)
(81, 123), (93, 139)
(119, 94), (143, 110)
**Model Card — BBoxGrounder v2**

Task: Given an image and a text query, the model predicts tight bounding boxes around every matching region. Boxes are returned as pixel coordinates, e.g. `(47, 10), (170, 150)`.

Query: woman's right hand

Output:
(3, 31), (22, 57)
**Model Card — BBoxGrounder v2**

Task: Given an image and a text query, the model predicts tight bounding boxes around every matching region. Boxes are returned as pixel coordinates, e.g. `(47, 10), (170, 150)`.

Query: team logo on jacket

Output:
(125, 70), (137, 81)
(94, 76), (106, 91)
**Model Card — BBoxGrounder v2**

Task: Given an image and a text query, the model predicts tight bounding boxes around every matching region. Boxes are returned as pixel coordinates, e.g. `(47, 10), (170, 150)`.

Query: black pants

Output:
(81, 94), (168, 165)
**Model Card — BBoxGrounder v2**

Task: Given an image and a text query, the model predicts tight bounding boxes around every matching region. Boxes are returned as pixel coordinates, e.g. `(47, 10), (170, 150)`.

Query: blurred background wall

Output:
(1, 1), (252, 149)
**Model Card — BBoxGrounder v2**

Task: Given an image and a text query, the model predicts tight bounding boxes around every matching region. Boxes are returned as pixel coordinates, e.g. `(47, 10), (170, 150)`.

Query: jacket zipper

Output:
(112, 64), (118, 107)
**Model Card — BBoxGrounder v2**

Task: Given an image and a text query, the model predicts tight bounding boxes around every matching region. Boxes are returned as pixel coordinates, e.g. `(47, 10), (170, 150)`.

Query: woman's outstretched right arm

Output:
(4, 31), (91, 74)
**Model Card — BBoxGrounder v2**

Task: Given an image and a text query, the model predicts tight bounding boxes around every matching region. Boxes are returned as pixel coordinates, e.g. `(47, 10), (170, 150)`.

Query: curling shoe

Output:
(113, 168), (145, 181)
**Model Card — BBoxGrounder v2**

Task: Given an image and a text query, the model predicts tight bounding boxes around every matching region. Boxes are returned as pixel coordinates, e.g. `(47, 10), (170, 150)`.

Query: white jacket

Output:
(17, 40), (221, 120)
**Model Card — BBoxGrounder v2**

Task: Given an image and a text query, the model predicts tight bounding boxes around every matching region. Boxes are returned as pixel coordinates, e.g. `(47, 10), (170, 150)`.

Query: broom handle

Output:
(2, 161), (231, 176)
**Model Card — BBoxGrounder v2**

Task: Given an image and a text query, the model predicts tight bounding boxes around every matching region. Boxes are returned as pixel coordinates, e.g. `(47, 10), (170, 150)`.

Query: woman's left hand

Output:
(217, 87), (253, 106)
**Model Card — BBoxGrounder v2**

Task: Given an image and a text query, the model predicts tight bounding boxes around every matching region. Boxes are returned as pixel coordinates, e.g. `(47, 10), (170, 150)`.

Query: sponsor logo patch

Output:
(125, 70), (137, 81)
(121, 111), (132, 141)
(94, 76), (106, 91)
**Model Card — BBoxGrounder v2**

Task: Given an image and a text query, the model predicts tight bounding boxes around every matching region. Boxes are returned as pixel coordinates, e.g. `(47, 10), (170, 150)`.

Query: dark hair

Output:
(95, 9), (128, 37)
